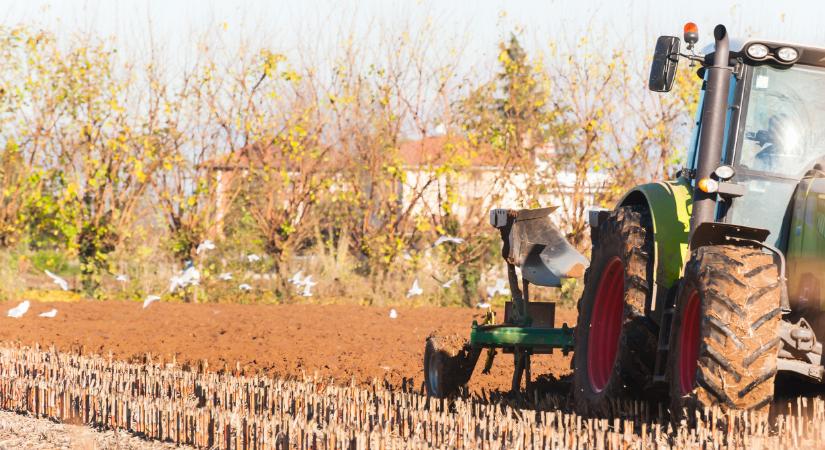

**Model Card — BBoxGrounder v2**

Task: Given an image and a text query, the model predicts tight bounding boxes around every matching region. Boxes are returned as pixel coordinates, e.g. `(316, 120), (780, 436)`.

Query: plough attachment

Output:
(424, 206), (588, 397)
(490, 207), (588, 287)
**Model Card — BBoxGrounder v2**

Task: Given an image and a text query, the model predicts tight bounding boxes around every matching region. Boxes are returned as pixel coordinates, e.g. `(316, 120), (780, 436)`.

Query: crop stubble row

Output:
(0, 345), (821, 448)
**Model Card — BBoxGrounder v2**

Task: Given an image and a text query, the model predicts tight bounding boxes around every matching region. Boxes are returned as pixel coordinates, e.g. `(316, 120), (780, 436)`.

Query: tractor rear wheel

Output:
(668, 245), (782, 418)
(573, 206), (658, 414)
(424, 333), (479, 398)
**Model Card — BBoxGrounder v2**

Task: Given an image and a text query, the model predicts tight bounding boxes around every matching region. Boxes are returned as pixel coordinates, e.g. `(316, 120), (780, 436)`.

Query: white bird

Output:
(434, 235), (464, 246)
(169, 264), (201, 293)
(218, 272), (233, 281)
(300, 276), (317, 297)
(44, 270), (68, 291)
(442, 276), (457, 289)
(143, 295), (161, 309)
(406, 278), (423, 298)
(486, 278), (510, 298)
(288, 271), (305, 285)
(7, 300), (30, 318)
(301, 275), (316, 287)
(389, 308), (398, 319)
(247, 254), (261, 263)
(239, 283), (252, 291)
(115, 274), (129, 282)
(301, 284), (313, 297)
(38, 308), (58, 318)
(196, 240), (216, 255)
(476, 301), (491, 309)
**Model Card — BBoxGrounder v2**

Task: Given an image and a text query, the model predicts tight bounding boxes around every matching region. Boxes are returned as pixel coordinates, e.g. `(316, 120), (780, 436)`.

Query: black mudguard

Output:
(690, 221), (770, 249)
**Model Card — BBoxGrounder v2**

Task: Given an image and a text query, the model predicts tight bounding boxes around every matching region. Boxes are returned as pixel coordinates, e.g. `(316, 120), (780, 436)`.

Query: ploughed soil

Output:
(0, 300), (576, 394)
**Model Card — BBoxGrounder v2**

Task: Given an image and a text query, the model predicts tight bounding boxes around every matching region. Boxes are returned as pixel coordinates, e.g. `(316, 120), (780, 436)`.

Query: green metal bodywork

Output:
(619, 177), (694, 291)
(470, 322), (574, 350)
(787, 174), (825, 311)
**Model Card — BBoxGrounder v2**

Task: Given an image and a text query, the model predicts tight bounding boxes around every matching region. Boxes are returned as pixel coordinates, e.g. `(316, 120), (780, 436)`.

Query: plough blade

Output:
(490, 207), (589, 287)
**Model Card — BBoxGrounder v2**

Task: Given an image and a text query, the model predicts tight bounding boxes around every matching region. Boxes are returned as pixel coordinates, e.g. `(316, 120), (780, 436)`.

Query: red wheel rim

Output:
(587, 257), (625, 393)
(678, 290), (701, 395)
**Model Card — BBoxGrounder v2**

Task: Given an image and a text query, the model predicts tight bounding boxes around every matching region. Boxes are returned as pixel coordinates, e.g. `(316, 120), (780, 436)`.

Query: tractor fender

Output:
(689, 221), (770, 249)
(616, 177), (693, 315)
(689, 220), (789, 312)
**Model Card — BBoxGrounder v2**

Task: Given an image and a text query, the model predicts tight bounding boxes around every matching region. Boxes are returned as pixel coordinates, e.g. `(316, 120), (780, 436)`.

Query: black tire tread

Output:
(573, 205), (657, 414)
(669, 245), (781, 416)
(423, 334), (479, 398)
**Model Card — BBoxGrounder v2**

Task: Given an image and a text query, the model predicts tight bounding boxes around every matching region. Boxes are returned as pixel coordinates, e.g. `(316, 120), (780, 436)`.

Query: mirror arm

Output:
(677, 52), (707, 66)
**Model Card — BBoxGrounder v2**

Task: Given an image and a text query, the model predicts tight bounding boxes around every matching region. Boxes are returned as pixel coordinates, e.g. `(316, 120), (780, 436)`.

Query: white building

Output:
(397, 136), (610, 228)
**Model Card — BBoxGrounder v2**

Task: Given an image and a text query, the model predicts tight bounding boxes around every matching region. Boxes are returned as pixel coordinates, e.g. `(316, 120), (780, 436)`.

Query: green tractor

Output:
(424, 22), (825, 415)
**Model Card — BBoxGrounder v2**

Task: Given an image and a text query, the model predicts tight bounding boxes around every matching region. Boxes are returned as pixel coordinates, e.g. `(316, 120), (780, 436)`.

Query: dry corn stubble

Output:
(0, 344), (820, 449)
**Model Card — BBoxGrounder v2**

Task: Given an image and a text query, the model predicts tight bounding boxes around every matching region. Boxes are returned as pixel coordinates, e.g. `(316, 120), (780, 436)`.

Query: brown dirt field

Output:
(0, 300), (576, 394)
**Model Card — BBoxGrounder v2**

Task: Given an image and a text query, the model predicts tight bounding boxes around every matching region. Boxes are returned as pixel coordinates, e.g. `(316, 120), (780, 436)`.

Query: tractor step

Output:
(653, 307), (676, 383)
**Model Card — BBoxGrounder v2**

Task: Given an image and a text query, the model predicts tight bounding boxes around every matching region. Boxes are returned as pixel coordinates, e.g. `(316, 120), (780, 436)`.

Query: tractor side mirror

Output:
(649, 36), (681, 92)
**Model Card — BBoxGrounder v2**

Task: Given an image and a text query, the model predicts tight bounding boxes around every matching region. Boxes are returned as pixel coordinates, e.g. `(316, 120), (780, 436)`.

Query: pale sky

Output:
(2, 0), (825, 72)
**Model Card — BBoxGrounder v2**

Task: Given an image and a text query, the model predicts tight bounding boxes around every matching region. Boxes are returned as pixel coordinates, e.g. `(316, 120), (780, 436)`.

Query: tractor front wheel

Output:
(573, 206), (658, 414)
(424, 334), (479, 398)
(668, 245), (782, 419)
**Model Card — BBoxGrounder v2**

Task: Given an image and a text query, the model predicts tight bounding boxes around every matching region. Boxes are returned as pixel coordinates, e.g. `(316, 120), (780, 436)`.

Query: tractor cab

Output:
(653, 27), (825, 250)
(672, 39), (825, 249)
(726, 61), (825, 249)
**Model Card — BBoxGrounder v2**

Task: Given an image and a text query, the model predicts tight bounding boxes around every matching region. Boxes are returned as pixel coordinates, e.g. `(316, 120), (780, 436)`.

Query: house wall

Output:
(400, 167), (609, 228)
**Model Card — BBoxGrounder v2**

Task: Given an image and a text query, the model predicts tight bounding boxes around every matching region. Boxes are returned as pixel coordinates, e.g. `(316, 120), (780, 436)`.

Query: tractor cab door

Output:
(723, 64), (825, 250)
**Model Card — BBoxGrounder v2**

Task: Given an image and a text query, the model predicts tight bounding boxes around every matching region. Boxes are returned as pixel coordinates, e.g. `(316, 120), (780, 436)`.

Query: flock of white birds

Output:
(394, 235), (510, 318)
(5, 300), (57, 318)
(10, 235), (511, 319)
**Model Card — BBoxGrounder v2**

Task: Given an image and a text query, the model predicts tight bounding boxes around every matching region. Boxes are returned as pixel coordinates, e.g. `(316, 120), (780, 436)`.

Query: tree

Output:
(242, 104), (333, 268)
(217, 48), (334, 279)
(532, 36), (699, 249)
(16, 32), (171, 295)
(628, 64), (702, 183)
(440, 34), (559, 305)
(151, 40), (245, 264)
(326, 22), (465, 284)
(0, 141), (33, 247)
(0, 27), (56, 249)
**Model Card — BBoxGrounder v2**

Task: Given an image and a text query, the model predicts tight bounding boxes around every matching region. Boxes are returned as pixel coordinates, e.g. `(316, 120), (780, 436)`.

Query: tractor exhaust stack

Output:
(689, 24), (730, 241)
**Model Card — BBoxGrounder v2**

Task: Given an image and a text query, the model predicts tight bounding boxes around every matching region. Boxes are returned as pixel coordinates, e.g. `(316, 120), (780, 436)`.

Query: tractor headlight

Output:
(714, 165), (735, 180)
(776, 47), (799, 62)
(746, 44), (769, 60)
